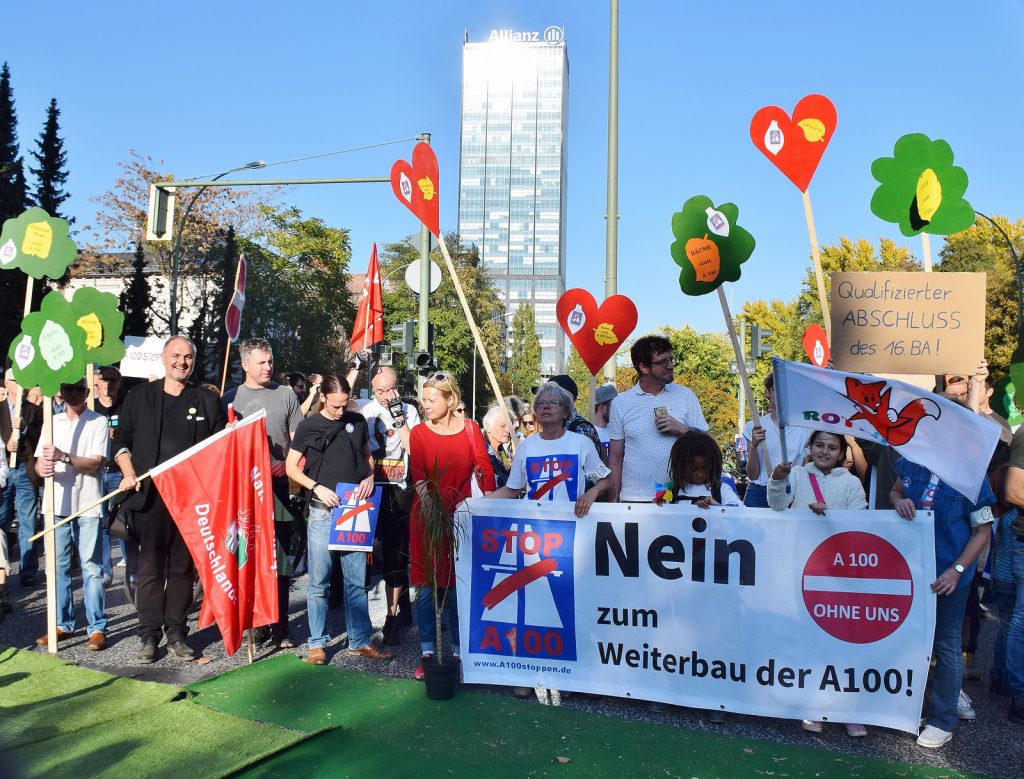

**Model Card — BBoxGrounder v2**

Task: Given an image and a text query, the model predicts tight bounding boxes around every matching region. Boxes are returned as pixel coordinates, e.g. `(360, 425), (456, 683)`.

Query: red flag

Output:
(350, 243), (384, 353)
(149, 411), (277, 655)
(225, 253), (247, 343)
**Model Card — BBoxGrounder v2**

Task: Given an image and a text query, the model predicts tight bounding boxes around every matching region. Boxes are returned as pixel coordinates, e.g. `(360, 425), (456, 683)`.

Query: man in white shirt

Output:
(361, 366), (420, 644)
(34, 379), (109, 650)
(608, 335), (708, 502)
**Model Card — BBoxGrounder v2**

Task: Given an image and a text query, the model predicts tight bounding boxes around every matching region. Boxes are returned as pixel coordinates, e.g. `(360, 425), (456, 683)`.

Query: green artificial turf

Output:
(7, 699), (309, 779)
(189, 655), (987, 779)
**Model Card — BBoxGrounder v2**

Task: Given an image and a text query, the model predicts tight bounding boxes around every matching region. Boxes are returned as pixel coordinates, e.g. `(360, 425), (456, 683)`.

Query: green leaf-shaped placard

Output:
(8, 290), (87, 396)
(870, 134), (975, 237)
(0, 207), (77, 279)
(670, 195), (756, 296)
(69, 287), (126, 365)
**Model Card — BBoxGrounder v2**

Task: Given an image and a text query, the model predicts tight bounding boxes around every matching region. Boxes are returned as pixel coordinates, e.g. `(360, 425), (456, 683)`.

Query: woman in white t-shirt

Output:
(489, 383), (611, 516)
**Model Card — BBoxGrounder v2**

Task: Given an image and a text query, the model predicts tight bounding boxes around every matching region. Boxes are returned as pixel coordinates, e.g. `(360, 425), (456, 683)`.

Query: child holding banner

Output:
(660, 431), (742, 509)
(769, 430), (869, 737)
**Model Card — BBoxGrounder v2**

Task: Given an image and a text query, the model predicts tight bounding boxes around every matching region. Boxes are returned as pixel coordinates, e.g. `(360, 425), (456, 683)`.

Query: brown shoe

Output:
(86, 632), (107, 651)
(35, 628), (74, 646)
(306, 647), (327, 665)
(348, 643), (394, 661)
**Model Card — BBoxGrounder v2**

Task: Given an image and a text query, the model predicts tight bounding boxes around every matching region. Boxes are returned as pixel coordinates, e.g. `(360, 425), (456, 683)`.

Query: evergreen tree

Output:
(0, 62), (29, 353)
(506, 303), (542, 397)
(212, 226), (241, 387)
(29, 98), (71, 221)
(119, 242), (153, 337)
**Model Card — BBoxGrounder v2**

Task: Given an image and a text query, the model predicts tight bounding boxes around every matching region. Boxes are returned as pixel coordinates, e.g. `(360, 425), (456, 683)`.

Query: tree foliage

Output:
(28, 98), (70, 222)
(379, 234), (504, 403)
(0, 62), (30, 354)
(119, 241), (153, 338)
(506, 303), (542, 398)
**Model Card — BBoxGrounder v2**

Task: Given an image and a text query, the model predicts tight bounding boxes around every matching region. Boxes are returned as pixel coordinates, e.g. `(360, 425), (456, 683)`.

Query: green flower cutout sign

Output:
(870, 134), (975, 237)
(670, 195), (756, 296)
(70, 287), (126, 365)
(8, 290), (87, 396)
(0, 207), (77, 279)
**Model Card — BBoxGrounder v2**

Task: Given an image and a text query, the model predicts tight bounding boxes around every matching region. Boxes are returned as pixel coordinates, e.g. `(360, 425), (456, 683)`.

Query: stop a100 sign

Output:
(801, 531), (914, 644)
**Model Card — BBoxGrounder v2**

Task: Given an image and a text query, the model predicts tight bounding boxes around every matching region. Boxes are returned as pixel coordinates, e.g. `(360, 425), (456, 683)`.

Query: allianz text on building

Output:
(458, 26), (568, 375)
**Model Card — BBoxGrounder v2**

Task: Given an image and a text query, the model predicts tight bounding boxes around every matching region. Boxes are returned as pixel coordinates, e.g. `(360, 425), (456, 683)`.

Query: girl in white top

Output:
(768, 430), (868, 738)
(661, 430), (742, 509)
(768, 431), (867, 514)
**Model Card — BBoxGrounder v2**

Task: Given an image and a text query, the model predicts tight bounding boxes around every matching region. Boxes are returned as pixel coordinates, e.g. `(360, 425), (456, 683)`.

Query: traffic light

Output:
(750, 325), (773, 358)
(390, 321), (415, 353)
(408, 323), (437, 373)
(145, 185), (175, 241)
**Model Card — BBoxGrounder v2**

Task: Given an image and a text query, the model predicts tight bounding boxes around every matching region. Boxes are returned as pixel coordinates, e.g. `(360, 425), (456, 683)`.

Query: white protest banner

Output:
(456, 500), (935, 734)
(772, 357), (1000, 502)
(119, 335), (165, 379)
(830, 271), (985, 374)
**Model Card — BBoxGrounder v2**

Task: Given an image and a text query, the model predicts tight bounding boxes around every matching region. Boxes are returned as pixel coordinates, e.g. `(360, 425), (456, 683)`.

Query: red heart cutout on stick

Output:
(750, 94), (837, 192)
(802, 323), (830, 367)
(390, 142), (440, 236)
(556, 289), (638, 376)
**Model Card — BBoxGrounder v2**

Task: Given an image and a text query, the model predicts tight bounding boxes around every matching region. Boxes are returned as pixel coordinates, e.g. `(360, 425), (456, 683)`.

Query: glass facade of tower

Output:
(458, 36), (568, 375)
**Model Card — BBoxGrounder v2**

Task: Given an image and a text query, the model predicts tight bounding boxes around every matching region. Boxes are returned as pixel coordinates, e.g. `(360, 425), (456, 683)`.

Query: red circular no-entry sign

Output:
(802, 531), (913, 644)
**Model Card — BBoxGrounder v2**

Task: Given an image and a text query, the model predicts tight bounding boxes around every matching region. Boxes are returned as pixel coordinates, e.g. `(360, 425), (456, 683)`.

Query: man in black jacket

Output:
(113, 336), (225, 663)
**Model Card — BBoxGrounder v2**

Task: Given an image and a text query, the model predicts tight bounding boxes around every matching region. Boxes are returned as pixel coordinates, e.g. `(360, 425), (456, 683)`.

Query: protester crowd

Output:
(1, 333), (1022, 751)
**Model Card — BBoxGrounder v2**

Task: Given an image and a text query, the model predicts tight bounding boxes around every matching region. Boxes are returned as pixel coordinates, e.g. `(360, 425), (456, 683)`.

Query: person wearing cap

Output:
(0, 368), (43, 586)
(34, 379), (110, 650)
(592, 383), (617, 460)
(93, 365), (124, 585)
(113, 336), (225, 663)
(545, 375), (606, 465)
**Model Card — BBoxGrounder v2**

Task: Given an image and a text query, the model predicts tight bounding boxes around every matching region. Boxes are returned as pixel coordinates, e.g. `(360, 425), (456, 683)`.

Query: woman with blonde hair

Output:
(408, 372), (495, 679)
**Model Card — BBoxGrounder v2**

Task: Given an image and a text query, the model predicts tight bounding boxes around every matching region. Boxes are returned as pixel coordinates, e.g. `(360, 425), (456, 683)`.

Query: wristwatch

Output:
(62, 453), (71, 464)
(953, 563), (966, 575)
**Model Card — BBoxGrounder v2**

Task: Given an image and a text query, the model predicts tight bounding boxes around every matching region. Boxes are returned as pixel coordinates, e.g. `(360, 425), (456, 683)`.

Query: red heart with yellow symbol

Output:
(556, 289), (638, 376)
(390, 142), (440, 237)
(750, 94), (837, 192)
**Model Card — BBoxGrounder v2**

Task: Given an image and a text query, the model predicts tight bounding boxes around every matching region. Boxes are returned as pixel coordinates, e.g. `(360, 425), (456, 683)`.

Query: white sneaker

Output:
(917, 725), (953, 748)
(115, 559), (126, 568)
(801, 719), (823, 733)
(958, 689), (976, 720)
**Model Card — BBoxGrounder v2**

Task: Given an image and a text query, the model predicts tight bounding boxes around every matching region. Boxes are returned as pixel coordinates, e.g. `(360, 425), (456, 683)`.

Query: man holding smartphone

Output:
(361, 367), (420, 644)
(608, 335), (708, 502)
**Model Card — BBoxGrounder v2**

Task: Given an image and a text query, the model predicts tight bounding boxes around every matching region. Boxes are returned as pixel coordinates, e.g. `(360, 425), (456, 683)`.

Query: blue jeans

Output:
(928, 582), (971, 732)
(99, 470), (121, 580)
(55, 515), (106, 635)
(415, 585), (459, 656)
(306, 505), (371, 650)
(743, 482), (768, 508)
(0, 463), (39, 578)
(993, 541), (1024, 697)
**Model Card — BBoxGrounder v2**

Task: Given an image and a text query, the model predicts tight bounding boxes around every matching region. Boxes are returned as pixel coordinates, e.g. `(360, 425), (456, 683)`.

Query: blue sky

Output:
(5, 1), (1022, 338)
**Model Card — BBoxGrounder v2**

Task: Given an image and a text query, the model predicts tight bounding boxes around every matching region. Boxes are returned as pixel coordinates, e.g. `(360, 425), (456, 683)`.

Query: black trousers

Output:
(375, 485), (411, 589)
(134, 497), (194, 642)
(273, 520), (292, 635)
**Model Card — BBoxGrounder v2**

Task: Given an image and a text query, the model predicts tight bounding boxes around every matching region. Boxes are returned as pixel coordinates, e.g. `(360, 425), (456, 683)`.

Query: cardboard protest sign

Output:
(750, 94), (837, 192)
(0, 207), (77, 279)
(669, 196), (755, 296)
(120, 335), (167, 378)
(556, 289), (638, 376)
(830, 272), (985, 374)
(870, 134), (974, 237)
(329, 484), (383, 552)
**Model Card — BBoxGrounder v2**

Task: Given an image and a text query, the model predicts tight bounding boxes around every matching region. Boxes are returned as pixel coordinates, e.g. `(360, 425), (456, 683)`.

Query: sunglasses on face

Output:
(522, 418), (535, 426)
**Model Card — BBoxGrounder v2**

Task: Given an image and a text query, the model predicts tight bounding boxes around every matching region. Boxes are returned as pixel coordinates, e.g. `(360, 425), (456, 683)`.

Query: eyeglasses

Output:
(534, 401), (561, 410)
(650, 358), (675, 368)
(522, 418), (536, 426)
(372, 385), (396, 394)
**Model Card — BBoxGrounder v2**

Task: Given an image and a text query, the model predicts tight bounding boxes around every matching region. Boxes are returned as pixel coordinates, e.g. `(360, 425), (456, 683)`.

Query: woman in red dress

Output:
(409, 372), (494, 679)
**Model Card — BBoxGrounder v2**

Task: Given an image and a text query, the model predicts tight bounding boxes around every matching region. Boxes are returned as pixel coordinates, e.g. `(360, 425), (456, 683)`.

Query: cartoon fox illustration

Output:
(841, 377), (940, 446)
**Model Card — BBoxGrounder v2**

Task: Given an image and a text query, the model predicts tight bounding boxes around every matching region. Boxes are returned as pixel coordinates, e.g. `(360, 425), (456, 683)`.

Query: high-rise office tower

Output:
(458, 28), (568, 376)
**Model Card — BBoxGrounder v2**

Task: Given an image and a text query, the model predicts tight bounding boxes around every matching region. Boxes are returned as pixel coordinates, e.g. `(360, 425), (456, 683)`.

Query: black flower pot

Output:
(423, 655), (459, 700)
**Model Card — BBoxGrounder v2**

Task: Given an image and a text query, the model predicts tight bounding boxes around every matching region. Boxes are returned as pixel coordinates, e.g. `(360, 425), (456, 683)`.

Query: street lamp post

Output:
(167, 160), (266, 335)
(472, 311), (515, 419)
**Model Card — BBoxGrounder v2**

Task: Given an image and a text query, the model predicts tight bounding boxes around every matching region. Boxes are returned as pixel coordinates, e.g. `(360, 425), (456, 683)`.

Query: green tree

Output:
(506, 304), (542, 398)
(119, 241), (153, 337)
(937, 215), (1024, 378)
(0, 62), (30, 353)
(379, 234), (504, 402)
(240, 205), (356, 376)
(28, 98), (70, 222)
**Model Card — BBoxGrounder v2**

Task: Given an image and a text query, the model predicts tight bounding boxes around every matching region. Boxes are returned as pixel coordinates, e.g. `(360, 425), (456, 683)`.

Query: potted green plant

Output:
(416, 459), (468, 700)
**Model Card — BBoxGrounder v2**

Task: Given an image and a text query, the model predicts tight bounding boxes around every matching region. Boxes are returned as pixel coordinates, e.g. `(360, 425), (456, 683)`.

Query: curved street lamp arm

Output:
(974, 210), (1023, 341)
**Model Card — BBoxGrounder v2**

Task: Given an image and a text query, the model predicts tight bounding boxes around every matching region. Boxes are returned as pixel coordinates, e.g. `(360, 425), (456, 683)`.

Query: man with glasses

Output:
(608, 335), (708, 502)
(361, 367), (420, 644)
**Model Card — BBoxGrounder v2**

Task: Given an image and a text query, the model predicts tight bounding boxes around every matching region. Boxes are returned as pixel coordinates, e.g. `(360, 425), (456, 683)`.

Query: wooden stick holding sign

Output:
(802, 191), (831, 342)
(41, 399), (58, 653)
(920, 232), (933, 273)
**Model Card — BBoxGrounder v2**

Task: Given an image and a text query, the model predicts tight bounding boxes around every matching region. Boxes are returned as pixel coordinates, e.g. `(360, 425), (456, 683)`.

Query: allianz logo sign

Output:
(488, 26), (564, 45)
